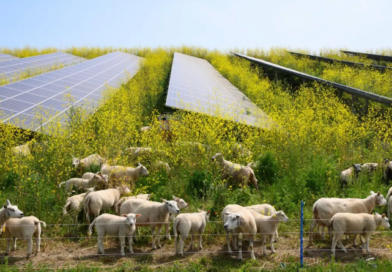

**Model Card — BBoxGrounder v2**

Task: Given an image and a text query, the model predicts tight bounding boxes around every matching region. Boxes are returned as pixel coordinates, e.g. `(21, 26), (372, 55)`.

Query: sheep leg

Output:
(151, 226), (157, 249)
(270, 235), (276, 253)
(98, 235), (105, 254)
(128, 235), (134, 254)
(237, 233), (243, 260)
(249, 238), (255, 260)
(232, 233), (238, 250)
(119, 235), (125, 256)
(13, 237), (17, 251)
(35, 231), (41, 254)
(262, 235), (267, 255)
(274, 230), (279, 242)
(190, 234), (194, 250)
(156, 225), (163, 248)
(365, 235), (371, 254)
(6, 237), (11, 255)
(180, 235), (186, 256)
(27, 238), (32, 258)
(198, 231), (203, 250)
(165, 222), (171, 240)
(308, 219), (318, 245)
(338, 240), (347, 253)
(226, 231), (233, 254)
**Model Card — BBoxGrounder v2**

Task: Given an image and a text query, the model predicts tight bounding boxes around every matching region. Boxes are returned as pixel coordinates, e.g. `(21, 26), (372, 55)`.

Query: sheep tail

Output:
(39, 221), (47, 228)
(88, 218), (97, 236)
(59, 182), (65, 188)
(84, 197), (91, 217)
(63, 201), (70, 215)
(173, 218), (180, 239)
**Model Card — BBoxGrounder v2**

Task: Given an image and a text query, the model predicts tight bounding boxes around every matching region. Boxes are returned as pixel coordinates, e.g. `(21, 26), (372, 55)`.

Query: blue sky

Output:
(1, 0), (391, 52)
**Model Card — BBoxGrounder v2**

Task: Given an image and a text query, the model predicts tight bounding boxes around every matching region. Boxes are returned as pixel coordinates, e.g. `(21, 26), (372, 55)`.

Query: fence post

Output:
(300, 200), (304, 268)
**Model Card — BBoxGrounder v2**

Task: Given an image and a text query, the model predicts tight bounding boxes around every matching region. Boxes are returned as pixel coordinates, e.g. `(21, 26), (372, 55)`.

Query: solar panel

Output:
(342, 50), (392, 62)
(0, 53), (18, 63)
(0, 52), (86, 83)
(165, 53), (272, 128)
(0, 51), (142, 131)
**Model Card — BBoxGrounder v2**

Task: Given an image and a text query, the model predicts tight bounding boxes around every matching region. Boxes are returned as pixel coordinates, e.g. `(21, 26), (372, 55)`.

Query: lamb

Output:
(81, 172), (109, 189)
(119, 199), (180, 249)
(166, 196), (189, 240)
(58, 173), (108, 193)
(115, 194), (152, 213)
(0, 200), (24, 226)
(100, 163), (149, 184)
(309, 191), (387, 245)
(245, 204), (279, 240)
(222, 204), (257, 260)
(12, 143), (31, 156)
(331, 212), (390, 256)
(361, 163), (379, 174)
(84, 185), (131, 223)
(340, 164), (361, 188)
(88, 213), (140, 256)
(72, 154), (103, 171)
(4, 216), (46, 258)
(173, 210), (210, 256)
(62, 188), (95, 216)
(212, 153), (258, 190)
(383, 159), (392, 184)
(140, 126), (151, 132)
(248, 210), (289, 255)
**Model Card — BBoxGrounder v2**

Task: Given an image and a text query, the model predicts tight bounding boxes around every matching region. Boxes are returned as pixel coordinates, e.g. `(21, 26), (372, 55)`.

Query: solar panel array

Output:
(165, 53), (272, 128)
(0, 51), (142, 131)
(0, 53), (18, 63)
(0, 52), (86, 82)
(342, 50), (392, 62)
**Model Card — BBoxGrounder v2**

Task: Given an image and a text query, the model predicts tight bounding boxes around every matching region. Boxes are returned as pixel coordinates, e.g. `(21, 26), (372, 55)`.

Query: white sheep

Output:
(58, 173), (108, 193)
(361, 163), (379, 174)
(165, 196), (189, 240)
(12, 143), (31, 156)
(84, 185), (131, 223)
(331, 212), (390, 256)
(72, 154), (104, 170)
(62, 188), (95, 216)
(387, 186), (392, 218)
(88, 213), (140, 256)
(140, 126), (151, 132)
(212, 153), (258, 190)
(101, 163), (149, 184)
(340, 164), (361, 188)
(248, 210), (289, 255)
(119, 199), (180, 249)
(115, 194), (152, 214)
(4, 216), (46, 258)
(0, 200), (24, 226)
(173, 210), (210, 256)
(222, 204), (257, 260)
(245, 204), (279, 240)
(309, 191), (387, 245)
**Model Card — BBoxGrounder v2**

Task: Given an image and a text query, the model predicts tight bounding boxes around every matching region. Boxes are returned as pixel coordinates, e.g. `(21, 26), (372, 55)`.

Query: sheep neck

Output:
(363, 195), (378, 213)
(0, 208), (9, 226)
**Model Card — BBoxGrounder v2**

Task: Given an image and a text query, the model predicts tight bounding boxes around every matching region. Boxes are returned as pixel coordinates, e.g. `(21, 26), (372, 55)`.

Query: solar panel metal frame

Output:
(165, 52), (272, 128)
(0, 52), (86, 82)
(341, 50), (392, 63)
(0, 53), (18, 63)
(288, 51), (391, 72)
(0, 51), (142, 132)
(233, 52), (392, 106)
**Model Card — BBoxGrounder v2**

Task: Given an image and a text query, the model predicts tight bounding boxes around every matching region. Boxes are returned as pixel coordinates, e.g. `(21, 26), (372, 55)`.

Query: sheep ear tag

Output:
(2, 226), (5, 233)
(136, 214), (141, 218)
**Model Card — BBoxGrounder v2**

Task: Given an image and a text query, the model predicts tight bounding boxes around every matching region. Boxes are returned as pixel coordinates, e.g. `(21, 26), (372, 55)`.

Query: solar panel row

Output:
(0, 53), (18, 63)
(0, 51), (142, 131)
(0, 52), (86, 82)
(165, 53), (271, 128)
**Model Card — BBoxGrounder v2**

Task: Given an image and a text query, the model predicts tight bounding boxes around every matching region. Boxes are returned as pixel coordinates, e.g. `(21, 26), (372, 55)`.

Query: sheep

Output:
(340, 164), (361, 188)
(58, 173), (108, 193)
(153, 161), (171, 176)
(248, 210), (289, 255)
(212, 153), (258, 190)
(383, 159), (392, 184)
(245, 204), (279, 240)
(361, 163), (379, 174)
(0, 200), (24, 226)
(222, 204), (257, 260)
(4, 216), (46, 258)
(246, 161), (257, 169)
(62, 188), (95, 216)
(11, 143), (31, 156)
(127, 147), (153, 162)
(331, 212), (390, 256)
(173, 210), (210, 256)
(115, 194), (152, 214)
(81, 172), (109, 189)
(231, 142), (252, 161)
(140, 126), (151, 132)
(88, 213), (140, 256)
(72, 154), (103, 171)
(309, 191), (387, 245)
(119, 199), (180, 249)
(387, 186), (392, 218)
(84, 185), (131, 223)
(100, 163), (149, 185)
(165, 196), (189, 240)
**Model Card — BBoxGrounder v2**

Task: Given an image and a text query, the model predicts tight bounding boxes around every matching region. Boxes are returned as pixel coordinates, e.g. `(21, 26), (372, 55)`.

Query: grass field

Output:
(1, 46), (392, 271)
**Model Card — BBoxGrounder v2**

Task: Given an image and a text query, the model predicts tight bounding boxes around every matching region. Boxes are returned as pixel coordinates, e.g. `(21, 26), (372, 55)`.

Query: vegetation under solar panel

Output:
(165, 52), (272, 128)
(0, 51), (142, 131)
(342, 50), (392, 62)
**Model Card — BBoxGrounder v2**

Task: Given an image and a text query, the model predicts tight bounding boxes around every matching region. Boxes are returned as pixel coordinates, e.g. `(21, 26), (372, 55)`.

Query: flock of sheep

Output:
(340, 160), (392, 187)
(2, 146), (392, 260)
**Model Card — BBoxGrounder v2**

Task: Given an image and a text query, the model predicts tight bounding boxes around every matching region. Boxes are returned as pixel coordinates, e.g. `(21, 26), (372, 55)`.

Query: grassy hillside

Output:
(0, 46), (392, 271)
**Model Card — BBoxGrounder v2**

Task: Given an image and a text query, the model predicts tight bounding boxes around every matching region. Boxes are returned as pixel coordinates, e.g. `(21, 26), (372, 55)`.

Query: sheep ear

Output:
(121, 214), (127, 217)
(382, 213), (386, 218)
(161, 198), (167, 203)
(375, 212), (380, 216)
(197, 209), (203, 212)
(207, 211), (211, 214)
(135, 214), (141, 218)
(5, 200), (10, 206)
(377, 191), (381, 196)
(3, 205), (6, 209)
(370, 191), (375, 195)
(138, 162), (142, 166)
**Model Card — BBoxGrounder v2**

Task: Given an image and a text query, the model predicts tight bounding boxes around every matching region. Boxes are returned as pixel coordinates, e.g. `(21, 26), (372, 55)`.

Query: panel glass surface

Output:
(165, 53), (272, 128)
(0, 53), (18, 63)
(0, 52), (86, 82)
(0, 51), (142, 131)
